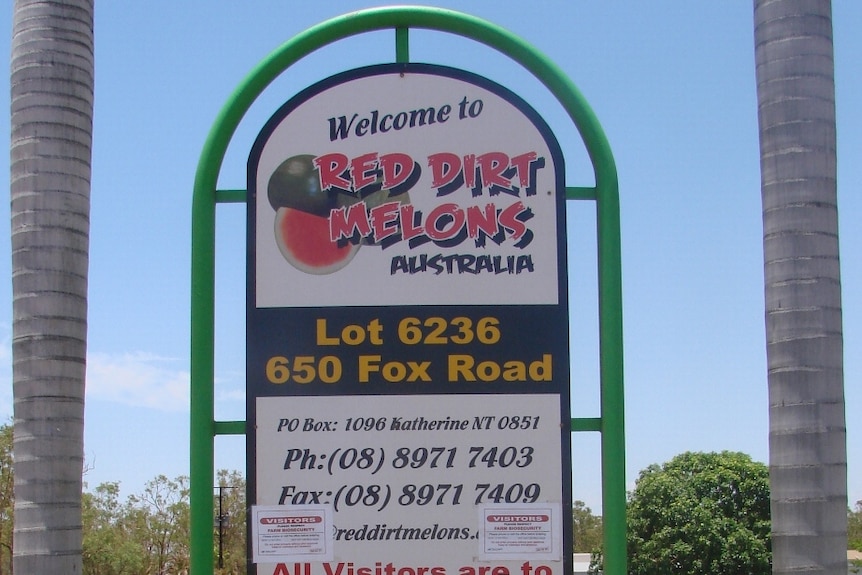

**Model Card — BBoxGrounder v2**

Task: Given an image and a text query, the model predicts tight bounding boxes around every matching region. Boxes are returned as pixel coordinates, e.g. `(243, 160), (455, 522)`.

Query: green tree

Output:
(572, 500), (602, 553)
(79, 471), (245, 575)
(82, 482), (147, 575)
(752, 2), (848, 573)
(131, 475), (191, 575)
(624, 451), (770, 575)
(849, 500), (862, 555)
(0, 423), (13, 575)
(10, 0), (95, 572)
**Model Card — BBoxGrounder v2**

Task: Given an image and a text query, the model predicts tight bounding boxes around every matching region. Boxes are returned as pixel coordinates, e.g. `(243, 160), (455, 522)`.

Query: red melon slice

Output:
(274, 206), (359, 275)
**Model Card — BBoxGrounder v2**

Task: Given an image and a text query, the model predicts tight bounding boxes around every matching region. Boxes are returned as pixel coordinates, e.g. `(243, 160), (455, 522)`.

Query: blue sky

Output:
(1, 2), (859, 514)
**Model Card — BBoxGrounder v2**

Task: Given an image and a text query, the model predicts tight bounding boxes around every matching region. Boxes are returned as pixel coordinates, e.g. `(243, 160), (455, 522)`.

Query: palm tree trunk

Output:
(753, 1), (848, 573)
(10, 1), (94, 572)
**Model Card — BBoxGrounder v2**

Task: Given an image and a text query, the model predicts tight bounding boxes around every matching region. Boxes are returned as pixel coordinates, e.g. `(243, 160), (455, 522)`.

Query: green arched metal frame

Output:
(190, 6), (624, 575)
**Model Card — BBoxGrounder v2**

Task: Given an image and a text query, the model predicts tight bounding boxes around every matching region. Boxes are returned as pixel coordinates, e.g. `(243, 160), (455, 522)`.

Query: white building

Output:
(573, 553), (594, 574)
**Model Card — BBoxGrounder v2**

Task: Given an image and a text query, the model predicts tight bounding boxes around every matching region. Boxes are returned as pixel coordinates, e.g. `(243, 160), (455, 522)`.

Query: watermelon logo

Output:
(268, 154), (410, 275)
(268, 155), (358, 275)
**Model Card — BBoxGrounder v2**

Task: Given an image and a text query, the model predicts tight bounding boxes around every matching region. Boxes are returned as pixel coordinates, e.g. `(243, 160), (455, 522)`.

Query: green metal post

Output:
(191, 7), (623, 575)
(190, 123), (217, 575)
(596, 174), (626, 575)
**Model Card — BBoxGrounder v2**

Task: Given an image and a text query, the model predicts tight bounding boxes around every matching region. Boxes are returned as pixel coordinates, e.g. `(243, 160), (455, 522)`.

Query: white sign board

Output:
(247, 64), (572, 575)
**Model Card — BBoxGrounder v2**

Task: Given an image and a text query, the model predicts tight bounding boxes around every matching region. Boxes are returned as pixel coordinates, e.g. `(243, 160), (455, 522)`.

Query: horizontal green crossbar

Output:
(566, 186), (597, 200)
(212, 420), (245, 435)
(215, 189), (247, 203)
(571, 417), (603, 432)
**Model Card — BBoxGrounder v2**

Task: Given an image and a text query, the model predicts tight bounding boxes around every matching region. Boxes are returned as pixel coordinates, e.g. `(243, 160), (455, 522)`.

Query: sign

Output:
(480, 505), (562, 560)
(251, 506), (334, 563)
(247, 63), (571, 575)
